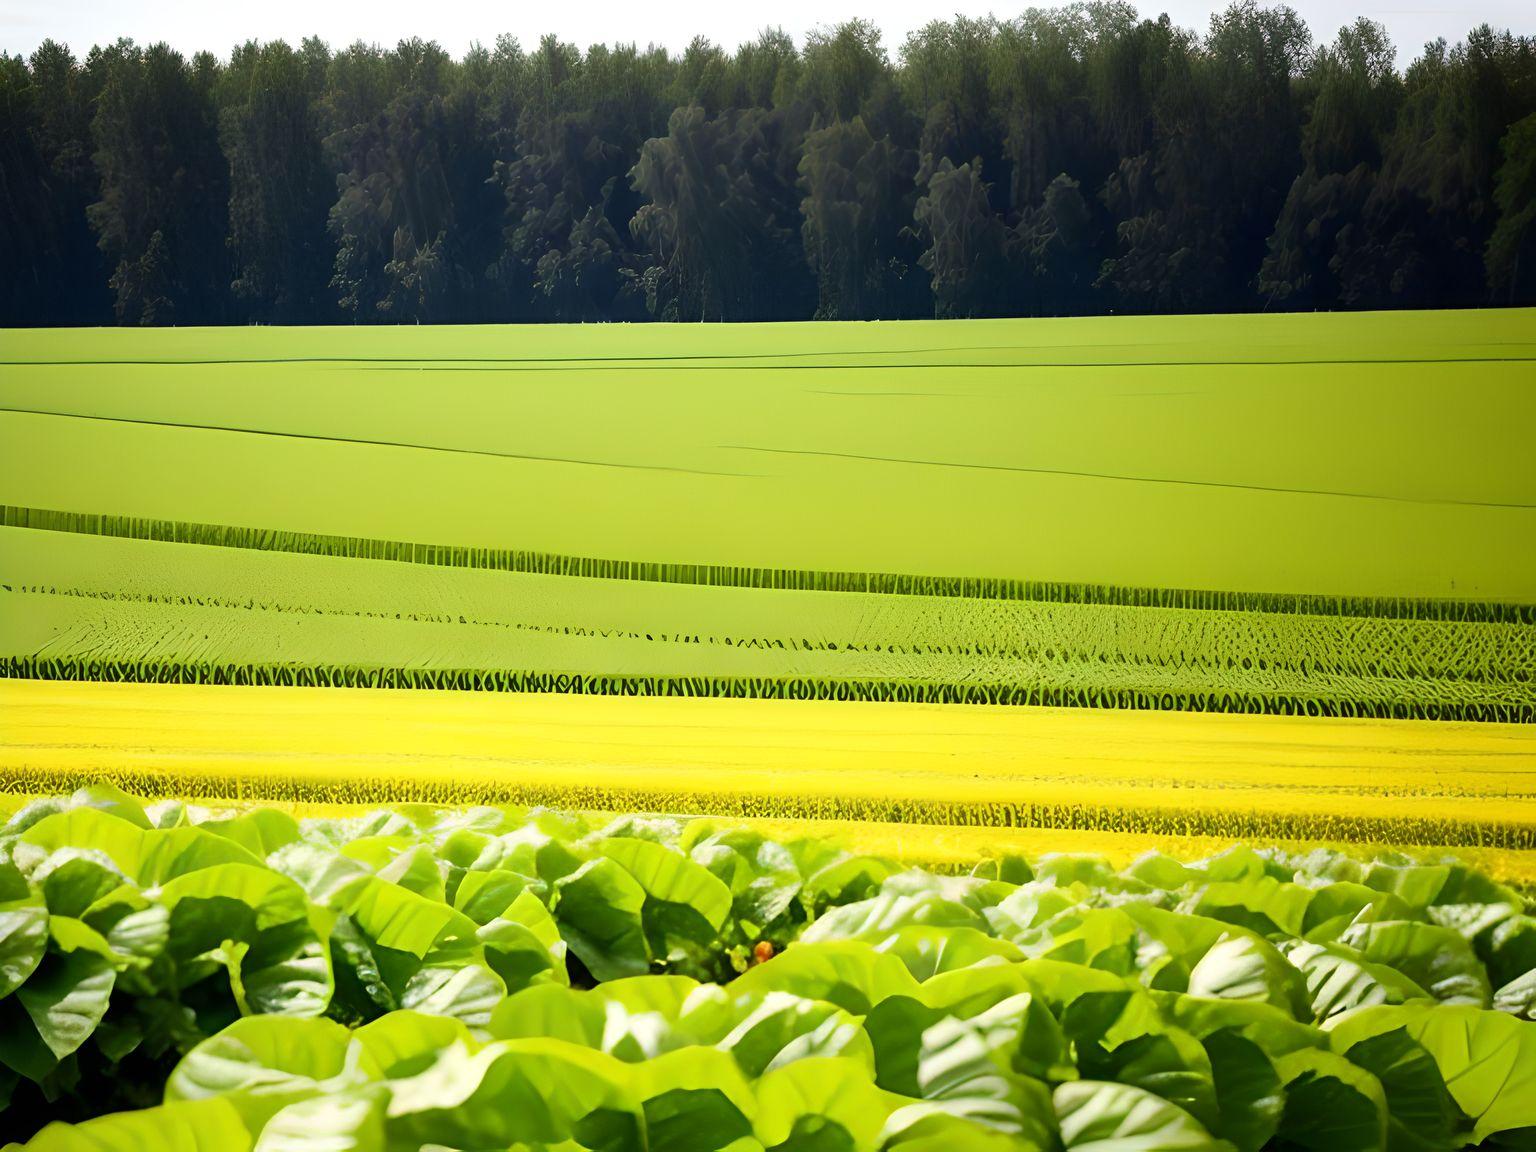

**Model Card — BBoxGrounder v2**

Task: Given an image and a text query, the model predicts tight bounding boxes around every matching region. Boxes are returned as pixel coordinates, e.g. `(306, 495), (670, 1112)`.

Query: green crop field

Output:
(2, 521), (1533, 718)
(2, 309), (1534, 720)
(2, 309), (1534, 601)
(3, 312), (1536, 1150)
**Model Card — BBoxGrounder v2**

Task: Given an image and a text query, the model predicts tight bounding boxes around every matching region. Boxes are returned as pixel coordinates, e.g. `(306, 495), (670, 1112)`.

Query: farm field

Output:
(2, 309), (1534, 604)
(4, 524), (1532, 719)
(2, 311), (1535, 1148)
(2, 309), (1535, 723)
(4, 679), (1534, 883)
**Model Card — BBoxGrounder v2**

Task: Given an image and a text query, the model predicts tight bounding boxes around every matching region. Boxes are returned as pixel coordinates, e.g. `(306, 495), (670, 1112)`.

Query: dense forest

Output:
(2, 4), (1534, 325)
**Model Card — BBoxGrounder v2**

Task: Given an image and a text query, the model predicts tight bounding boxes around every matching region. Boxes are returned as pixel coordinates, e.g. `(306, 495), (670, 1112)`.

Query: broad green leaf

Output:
(168, 1013), (357, 1095)
(1198, 848), (1270, 885)
(1152, 993), (1324, 1061)
(236, 918), (333, 1017)
(1359, 864), (1449, 909)
(1082, 1024), (1222, 1134)
(1053, 1081), (1233, 1151)
(713, 991), (873, 1077)
(1033, 856), (1123, 891)
(104, 904), (169, 962)
(46, 915), (119, 963)
(1493, 968), (1536, 1019)
(800, 855), (895, 913)
(1335, 921), (1490, 1005)
(155, 863), (310, 934)
(198, 809), (302, 859)
(478, 905), (566, 995)
(879, 870), (1017, 913)
(1485, 914), (1536, 991)
(16, 1097), (251, 1152)
(350, 1009), (474, 1076)
(874, 925), (1021, 981)
(554, 857), (650, 981)
(690, 831), (802, 934)
(399, 963), (505, 1032)
(344, 875), (478, 960)
(1015, 907), (1139, 975)
(0, 949), (115, 1079)
(375, 844), (447, 903)
(1326, 1003), (1536, 1142)
(166, 1015), (362, 1130)
(490, 984), (606, 1047)
(918, 959), (1042, 1021)
(600, 838), (733, 932)
(1123, 854), (1203, 892)
(731, 941), (919, 1015)
(22, 810), (260, 885)
(863, 996), (948, 1096)
(33, 851), (130, 919)
(1201, 1029), (1282, 1152)
(1302, 883), (1407, 938)
(68, 783), (151, 829)
(386, 1038), (635, 1147)
(1187, 935), (1310, 1019)
(753, 1057), (894, 1151)
(800, 892), (986, 947)
(452, 868), (535, 925)
(985, 884), (1078, 942)
(253, 1085), (388, 1152)
(881, 1107), (1046, 1150)
(911, 1005), (1066, 1145)
(958, 991), (1074, 1083)
(1423, 901), (1515, 944)
(1283, 941), (1430, 1023)
(1273, 1048), (1388, 1152)
(625, 1047), (758, 1151)
(1187, 877), (1314, 938)
(596, 974), (700, 1018)
(970, 853), (1033, 886)
(267, 843), (372, 907)
(1338, 1026), (1469, 1152)
(0, 899), (48, 998)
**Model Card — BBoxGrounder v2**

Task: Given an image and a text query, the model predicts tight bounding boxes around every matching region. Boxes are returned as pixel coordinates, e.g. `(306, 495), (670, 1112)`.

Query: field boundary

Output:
(5, 504), (1530, 624)
(3, 764), (1530, 852)
(4, 657), (1529, 723)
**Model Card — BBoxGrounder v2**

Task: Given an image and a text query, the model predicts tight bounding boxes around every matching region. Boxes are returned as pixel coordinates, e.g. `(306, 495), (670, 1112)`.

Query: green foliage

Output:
(4, 14), (1536, 326)
(1, 790), (1534, 1147)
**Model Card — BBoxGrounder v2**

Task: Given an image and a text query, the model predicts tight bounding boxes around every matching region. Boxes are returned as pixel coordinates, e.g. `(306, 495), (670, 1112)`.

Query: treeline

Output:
(3, 4), (1535, 326)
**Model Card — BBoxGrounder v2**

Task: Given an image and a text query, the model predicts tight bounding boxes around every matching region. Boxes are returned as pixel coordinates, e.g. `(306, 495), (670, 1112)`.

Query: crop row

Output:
(6, 504), (1529, 622)
(3, 786), (1534, 1149)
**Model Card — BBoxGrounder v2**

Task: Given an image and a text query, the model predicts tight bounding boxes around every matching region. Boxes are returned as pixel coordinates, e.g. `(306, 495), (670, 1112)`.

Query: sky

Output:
(4, 0), (1531, 69)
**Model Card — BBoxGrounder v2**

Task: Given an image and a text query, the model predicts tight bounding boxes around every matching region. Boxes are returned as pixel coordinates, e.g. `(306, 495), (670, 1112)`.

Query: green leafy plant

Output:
(2, 787), (1534, 1150)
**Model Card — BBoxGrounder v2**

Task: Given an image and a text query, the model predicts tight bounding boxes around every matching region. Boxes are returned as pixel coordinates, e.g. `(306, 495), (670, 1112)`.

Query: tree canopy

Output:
(2, 5), (1533, 325)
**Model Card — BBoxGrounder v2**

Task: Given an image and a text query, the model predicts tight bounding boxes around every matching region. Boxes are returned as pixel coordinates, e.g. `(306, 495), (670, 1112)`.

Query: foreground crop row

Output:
(2, 786), (1534, 1149)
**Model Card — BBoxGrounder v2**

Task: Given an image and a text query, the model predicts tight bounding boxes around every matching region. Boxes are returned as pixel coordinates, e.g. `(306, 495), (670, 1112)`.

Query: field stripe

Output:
(4, 504), (1528, 623)
(7, 660), (1528, 724)
(3, 681), (1532, 858)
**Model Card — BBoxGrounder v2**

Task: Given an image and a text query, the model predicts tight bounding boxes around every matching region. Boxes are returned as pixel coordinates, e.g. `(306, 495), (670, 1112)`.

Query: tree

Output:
(221, 40), (335, 321)
(912, 157), (1010, 316)
(1097, 3), (1311, 311)
(1014, 173), (1101, 313)
(2, 16), (1533, 325)
(799, 117), (926, 317)
(1486, 113), (1536, 301)
(629, 105), (814, 320)
(87, 41), (231, 324)
(1258, 19), (1401, 307)
(325, 39), (502, 321)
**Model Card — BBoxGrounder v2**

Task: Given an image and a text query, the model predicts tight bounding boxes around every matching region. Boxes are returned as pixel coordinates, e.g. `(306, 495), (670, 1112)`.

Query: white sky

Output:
(4, 0), (1531, 69)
